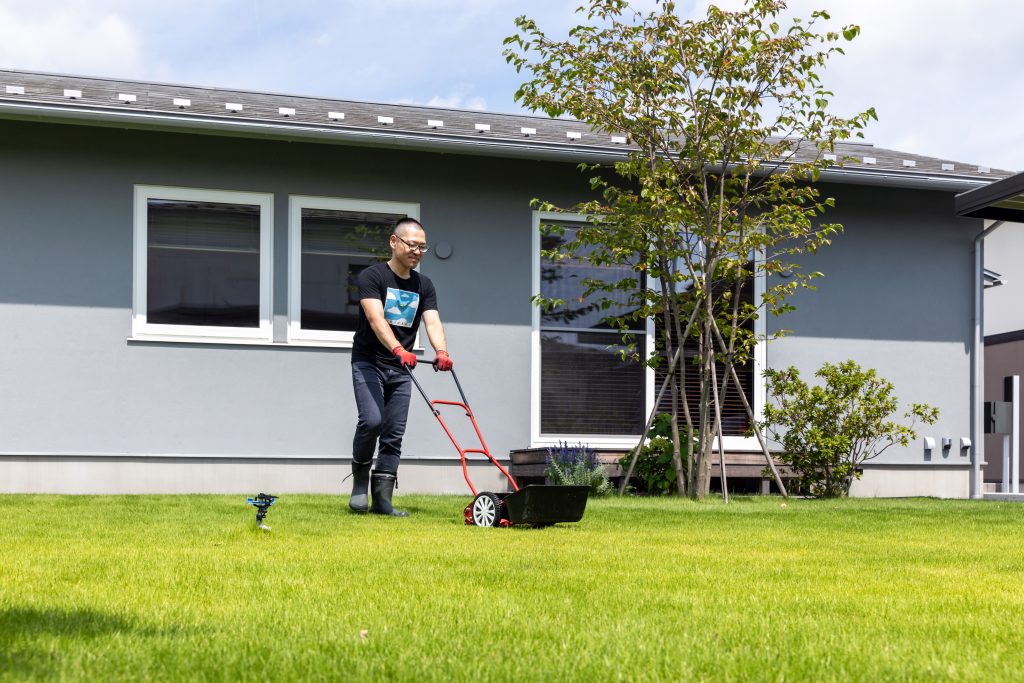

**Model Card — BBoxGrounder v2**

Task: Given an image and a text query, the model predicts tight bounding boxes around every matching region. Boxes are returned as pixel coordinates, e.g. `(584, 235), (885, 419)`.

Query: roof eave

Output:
(0, 99), (628, 164)
(955, 170), (1024, 220)
(815, 167), (990, 192)
(0, 100), (998, 192)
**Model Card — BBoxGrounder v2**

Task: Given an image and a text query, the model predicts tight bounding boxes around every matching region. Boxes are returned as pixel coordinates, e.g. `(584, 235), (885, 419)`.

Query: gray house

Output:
(0, 69), (1013, 498)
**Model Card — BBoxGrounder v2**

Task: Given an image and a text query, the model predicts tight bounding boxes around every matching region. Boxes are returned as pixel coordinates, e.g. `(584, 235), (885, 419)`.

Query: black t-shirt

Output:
(352, 262), (438, 367)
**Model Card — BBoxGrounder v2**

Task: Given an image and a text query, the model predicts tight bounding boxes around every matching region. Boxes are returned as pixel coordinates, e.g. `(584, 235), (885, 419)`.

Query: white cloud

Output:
(0, 5), (145, 77)
(794, 0), (1024, 170)
(398, 84), (488, 111)
(426, 94), (488, 111)
(688, 0), (1024, 170)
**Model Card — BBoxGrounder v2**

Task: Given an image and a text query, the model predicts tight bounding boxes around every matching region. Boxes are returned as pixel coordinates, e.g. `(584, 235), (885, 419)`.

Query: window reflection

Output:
(300, 209), (399, 332)
(147, 199), (260, 327)
(539, 225), (644, 330)
(538, 221), (646, 435)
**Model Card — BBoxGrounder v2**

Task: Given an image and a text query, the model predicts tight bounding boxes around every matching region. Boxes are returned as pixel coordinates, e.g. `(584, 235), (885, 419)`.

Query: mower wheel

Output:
(470, 492), (504, 527)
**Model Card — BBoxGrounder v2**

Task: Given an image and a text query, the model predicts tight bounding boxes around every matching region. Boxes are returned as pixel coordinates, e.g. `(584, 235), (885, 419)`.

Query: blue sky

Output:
(1, 0), (1022, 170)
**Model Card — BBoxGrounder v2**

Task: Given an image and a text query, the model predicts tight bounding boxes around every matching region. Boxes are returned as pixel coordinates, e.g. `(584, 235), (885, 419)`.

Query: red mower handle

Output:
(402, 360), (518, 495)
(403, 362), (469, 415)
(401, 358), (445, 371)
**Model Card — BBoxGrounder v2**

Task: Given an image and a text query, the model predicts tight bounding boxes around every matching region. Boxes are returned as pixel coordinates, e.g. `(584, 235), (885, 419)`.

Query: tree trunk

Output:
(709, 316), (788, 497)
(617, 344), (681, 494)
(710, 353), (729, 504)
(694, 313), (714, 498)
(671, 295), (696, 495)
(679, 319), (696, 494)
(617, 304), (699, 495)
(658, 255), (686, 495)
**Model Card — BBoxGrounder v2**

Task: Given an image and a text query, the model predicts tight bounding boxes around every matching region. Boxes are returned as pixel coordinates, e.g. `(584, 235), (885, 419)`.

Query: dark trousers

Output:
(351, 360), (412, 475)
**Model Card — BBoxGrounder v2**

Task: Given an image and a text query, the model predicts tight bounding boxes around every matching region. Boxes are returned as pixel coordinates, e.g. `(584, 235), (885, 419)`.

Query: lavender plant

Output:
(545, 442), (612, 496)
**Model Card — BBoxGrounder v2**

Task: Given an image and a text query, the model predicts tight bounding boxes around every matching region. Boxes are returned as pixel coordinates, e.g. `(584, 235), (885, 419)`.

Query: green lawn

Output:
(2, 494), (1024, 682)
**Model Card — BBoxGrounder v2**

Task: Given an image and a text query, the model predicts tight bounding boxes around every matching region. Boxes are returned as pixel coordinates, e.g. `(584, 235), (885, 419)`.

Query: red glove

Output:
(391, 345), (417, 368)
(434, 350), (453, 372)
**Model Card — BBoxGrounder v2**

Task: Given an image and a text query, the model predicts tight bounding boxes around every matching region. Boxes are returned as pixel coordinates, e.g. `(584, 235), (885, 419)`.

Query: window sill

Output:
(129, 335), (288, 347)
(127, 335), (426, 352)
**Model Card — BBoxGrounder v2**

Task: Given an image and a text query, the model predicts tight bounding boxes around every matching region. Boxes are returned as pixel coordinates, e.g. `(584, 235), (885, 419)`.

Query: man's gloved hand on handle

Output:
(434, 350), (453, 372)
(391, 345), (417, 368)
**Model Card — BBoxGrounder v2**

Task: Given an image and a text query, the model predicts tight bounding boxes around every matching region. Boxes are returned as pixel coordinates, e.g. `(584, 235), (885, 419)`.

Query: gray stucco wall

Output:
(768, 183), (977, 476)
(0, 120), (589, 471)
(0, 119), (982, 494)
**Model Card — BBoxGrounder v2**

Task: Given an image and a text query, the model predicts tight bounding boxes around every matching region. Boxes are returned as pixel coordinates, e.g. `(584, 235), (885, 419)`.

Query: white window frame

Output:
(530, 210), (656, 448)
(132, 185), (274, 343)
(287, 195), (420, 347)
(530, 210), (765, 450)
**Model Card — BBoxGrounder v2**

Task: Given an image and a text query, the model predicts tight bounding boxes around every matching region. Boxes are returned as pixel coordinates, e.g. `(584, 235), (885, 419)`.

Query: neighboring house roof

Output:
(955, 170), (1024, 222)
(0, 68), (1014, 192)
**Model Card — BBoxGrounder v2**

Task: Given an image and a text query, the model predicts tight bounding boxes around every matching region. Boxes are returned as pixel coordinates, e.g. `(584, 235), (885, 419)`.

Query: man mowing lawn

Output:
(348, 217), (453, 516)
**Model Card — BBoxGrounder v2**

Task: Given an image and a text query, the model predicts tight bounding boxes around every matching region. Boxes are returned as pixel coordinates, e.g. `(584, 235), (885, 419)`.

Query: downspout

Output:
(972, 220), (1005, 498)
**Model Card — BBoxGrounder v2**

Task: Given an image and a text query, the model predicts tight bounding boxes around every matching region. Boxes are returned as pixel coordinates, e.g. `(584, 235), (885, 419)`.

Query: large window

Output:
(531, 212), (764, 448)
(132, 186), (273, 341)
(532, 212), (652, 442)
(287, 196), (419, 345)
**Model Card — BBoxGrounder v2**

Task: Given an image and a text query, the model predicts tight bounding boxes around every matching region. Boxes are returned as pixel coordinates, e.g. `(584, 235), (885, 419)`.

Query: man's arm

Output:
(360, 298), (402, 351)
(422, 309), (447, 353)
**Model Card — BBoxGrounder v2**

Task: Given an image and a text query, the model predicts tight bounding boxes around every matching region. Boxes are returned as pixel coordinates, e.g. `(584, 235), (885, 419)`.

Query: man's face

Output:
(390, 225), (428, 269)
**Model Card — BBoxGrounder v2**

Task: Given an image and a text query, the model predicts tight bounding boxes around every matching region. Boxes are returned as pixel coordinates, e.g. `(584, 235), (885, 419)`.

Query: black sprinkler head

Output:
(246, 493), (277, 530)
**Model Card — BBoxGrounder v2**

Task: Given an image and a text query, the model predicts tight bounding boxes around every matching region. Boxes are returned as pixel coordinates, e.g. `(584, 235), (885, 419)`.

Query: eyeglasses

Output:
(394, 234), (430, 253)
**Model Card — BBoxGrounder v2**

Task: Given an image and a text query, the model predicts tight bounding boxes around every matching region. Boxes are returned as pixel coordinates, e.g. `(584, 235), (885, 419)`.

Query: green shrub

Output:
(619, 413), (691, 495)
(761, 360), (939, 498)
(545, 442), (612, 496)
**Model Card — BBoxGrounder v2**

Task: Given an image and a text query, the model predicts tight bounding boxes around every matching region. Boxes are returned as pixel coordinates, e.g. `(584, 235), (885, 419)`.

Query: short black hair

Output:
(392, 217), (424, 237)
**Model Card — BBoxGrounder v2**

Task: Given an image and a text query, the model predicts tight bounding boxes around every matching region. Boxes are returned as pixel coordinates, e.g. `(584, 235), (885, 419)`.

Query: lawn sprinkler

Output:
(246, 493), (277, 530)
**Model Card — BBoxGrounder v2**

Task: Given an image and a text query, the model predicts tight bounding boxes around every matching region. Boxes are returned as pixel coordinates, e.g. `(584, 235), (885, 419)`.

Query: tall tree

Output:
(505, 0), (876, 497)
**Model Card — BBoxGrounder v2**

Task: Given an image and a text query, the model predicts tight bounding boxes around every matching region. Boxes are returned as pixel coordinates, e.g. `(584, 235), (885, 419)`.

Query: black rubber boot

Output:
(348, 460), (372, 513)
(370, 470), (408, 517)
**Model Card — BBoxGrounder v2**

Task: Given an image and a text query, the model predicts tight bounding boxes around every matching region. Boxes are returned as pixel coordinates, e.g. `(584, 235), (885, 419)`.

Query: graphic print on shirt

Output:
(384, 287), (420, 328)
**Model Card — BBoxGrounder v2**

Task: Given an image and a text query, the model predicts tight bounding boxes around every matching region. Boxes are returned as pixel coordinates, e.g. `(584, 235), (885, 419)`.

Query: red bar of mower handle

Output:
(402, 360), (469, 419)
(402, 359), (519, 495)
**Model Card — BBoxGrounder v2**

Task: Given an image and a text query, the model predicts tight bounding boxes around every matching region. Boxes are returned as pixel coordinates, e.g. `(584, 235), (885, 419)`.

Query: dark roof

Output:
(955, 170), (1024, 221)
(0, 68), (1015, 190)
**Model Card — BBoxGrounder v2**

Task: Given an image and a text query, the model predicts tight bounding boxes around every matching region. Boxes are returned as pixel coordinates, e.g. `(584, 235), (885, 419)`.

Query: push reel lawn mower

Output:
(406, 360), (589, 527)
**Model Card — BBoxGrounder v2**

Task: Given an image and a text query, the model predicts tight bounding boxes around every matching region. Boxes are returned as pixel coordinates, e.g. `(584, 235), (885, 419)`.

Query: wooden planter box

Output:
(508, 447), (798, 491)
(509, 448), (626, 485)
